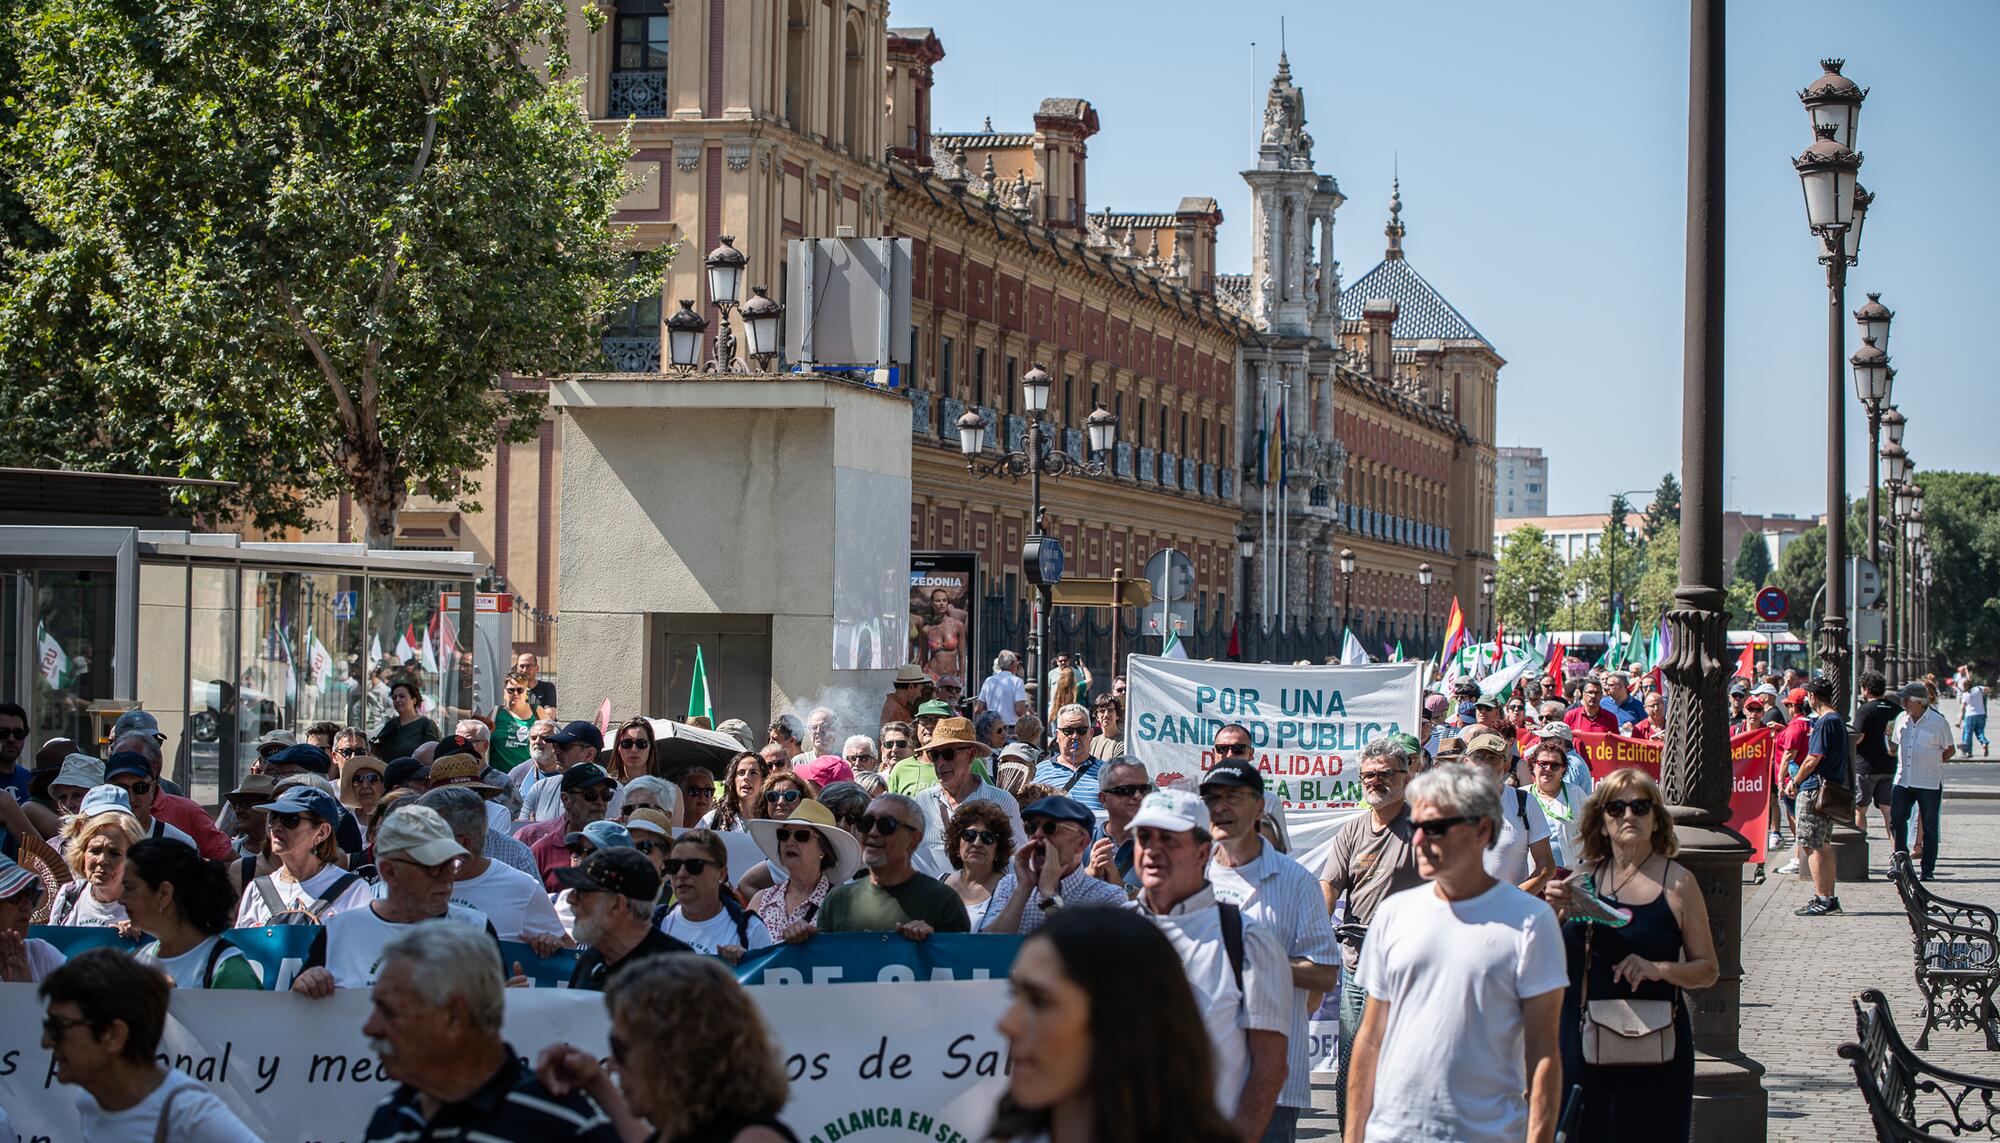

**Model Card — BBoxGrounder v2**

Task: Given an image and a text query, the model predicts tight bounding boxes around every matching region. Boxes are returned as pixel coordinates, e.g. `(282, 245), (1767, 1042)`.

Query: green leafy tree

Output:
(1732, 530), (1773, 589)
(1771, 526), (1828, 624)
(1564, 494), (1646, 630)
(0, 0), (664, 543)
(1909, 471), (2000, 675)
(1629, 521), (1679, 631)
(1494, 525), (1568, 634)
(1642, 472), (1682, 541)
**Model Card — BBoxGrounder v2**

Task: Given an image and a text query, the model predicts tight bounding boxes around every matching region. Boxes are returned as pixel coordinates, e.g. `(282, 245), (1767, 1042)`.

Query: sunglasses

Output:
(334, 746), (362, 757)
(1056, 725), (1091, 736)
(1215, 742), (1254, 757)
(680, 784), (714, 797)
(351, 771), (384, 785)
(571, 788), (615, 803)
(1102, 783), (1154, 798)
(634, 838), (663, 855)
(1359, 770), (1405, 783)
(882, 740), (911, 752)
(929, 746), (972, 761)
(773, 826), (823, 845)
(662, 858), (715, 875)
(856, 814), (916, 837)
(618, 738), (649, 751)
(1604, 798), (1654, 818)
(1531, 760), (1566, 771)
(269, 811), (315, 831)
(42, 1014), (90, 1040)
(1024, 819), (1076, 838)
(530, 736), (554, 745)
(622, 801), (658, 814)
(959, 828), (1004, 846)
(1412, 815), (1475, 837)
(765, 789), (803, 806)
(0, 728), (28, 741)
(117, 780), (153, 797)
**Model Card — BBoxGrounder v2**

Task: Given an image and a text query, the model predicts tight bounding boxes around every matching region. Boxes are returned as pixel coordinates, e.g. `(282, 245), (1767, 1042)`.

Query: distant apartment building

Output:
(1495, 446), (1547, 517)
(1497, 509), (1824, 572)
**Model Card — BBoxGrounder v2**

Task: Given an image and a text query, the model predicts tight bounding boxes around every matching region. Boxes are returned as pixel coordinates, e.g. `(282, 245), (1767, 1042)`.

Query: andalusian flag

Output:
(1162, 627), (1189, 660)
(1341, 629), (1369, 664)
(1438, 598), (1468, 663)
(1604, 608), (1625, 667)
(35, 622), (70, 688)
(687, 644), (715, 722)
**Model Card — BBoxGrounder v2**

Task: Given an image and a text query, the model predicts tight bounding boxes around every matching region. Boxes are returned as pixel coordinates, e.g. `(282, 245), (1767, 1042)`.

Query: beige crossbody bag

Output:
(1578, 918), (1678, 1066)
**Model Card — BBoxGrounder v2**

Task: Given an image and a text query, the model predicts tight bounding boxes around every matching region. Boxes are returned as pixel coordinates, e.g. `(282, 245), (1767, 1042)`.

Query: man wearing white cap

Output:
(292, 805), (497, 995)
(1124, 787), (1291, 1143)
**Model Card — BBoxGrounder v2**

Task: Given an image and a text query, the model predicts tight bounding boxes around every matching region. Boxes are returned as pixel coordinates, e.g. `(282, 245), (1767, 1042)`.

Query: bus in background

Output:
(1727, 629), (1810, 676)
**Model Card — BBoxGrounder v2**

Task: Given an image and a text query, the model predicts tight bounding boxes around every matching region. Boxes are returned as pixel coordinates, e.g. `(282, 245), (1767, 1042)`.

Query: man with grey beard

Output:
(1318, 736), (1427, 1123)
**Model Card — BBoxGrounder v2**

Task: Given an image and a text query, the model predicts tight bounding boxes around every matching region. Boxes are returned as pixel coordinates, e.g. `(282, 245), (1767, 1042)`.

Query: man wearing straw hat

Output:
(909, 717), (1023, 878)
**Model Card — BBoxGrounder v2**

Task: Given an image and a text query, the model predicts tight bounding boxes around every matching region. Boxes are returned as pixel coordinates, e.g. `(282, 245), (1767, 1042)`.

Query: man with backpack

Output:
(1462, 731), (1557, 896)
(1124, 788), (1291, 1143)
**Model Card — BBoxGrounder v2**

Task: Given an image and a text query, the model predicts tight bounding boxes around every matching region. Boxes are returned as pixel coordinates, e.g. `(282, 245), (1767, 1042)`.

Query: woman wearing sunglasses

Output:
(611, 774), (680, 827)
(233, 785), (371, 927)
(702, 752), (768, 832)
(1541, 768), (1717, 1143)
(488, 672), (538, 773)
(940, 800), (1013, 930)
(338, 754), (388, 822)
(609, 717), (661, 784)
(655, 830), (773, 963)
(746, 800), (863, 938)
(732, 771), (817, 896)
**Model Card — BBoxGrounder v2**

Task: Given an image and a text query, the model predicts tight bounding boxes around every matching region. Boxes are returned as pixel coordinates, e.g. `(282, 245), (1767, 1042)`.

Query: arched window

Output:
(609, 0), (669, 119)
(841, 19), (863, 155)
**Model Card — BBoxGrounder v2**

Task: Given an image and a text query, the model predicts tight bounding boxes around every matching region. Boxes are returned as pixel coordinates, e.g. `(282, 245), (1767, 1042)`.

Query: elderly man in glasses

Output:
(981, 794), (1127, 935)
(910, 718), (1023, 878)
(796, 794), (969, 940)
(1086, 758), (1154, 891)
(1033, 703), (1105, 815)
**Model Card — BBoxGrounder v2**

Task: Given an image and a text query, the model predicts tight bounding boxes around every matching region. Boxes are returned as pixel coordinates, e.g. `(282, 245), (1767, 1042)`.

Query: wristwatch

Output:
(1039, 894), (1065, 912)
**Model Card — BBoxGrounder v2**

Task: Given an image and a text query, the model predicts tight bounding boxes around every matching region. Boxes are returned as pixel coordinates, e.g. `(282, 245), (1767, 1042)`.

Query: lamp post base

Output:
(1831, 821), (1871, 882)
(1673, 822), (1769, 1143)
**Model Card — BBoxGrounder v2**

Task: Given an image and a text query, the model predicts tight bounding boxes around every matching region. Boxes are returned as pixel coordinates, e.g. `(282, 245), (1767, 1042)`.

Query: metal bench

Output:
(1840, 988), (2000, 1141)
(1892, 852), (2000, 1050)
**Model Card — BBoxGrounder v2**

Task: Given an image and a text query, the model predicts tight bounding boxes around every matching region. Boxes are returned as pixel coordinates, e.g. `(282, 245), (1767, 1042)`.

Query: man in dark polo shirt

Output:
(360, 923), (617, 1142)
(560, 847), (693, 991)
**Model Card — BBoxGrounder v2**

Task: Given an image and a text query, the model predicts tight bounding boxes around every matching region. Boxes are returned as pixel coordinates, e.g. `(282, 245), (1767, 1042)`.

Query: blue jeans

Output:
(1964, 714), (1989, 751)
(1258, 1105), (1300, 1143)
(1335, 975), (1368, 1123)
(1891, 785), (1943, 877)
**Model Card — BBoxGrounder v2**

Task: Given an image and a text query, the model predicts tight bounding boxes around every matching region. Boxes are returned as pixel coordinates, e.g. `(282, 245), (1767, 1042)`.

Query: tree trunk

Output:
(343, 438), (406, 550)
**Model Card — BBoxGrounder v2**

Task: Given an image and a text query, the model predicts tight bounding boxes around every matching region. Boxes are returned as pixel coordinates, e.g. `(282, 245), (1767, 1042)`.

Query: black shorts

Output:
(1858, 774), (1893, 808)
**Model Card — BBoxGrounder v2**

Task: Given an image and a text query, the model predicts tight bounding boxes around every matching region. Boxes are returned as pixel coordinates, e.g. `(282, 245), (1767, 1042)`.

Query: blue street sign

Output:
(332, 591), (358, 620)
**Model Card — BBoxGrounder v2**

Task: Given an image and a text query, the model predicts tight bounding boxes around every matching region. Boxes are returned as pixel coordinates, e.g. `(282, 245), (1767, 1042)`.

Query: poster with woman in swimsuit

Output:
(908, 552), (977, 690)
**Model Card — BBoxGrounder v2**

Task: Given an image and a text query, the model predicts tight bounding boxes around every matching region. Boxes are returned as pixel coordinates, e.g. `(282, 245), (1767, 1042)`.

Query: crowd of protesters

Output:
(0, 638), (1975, 1143)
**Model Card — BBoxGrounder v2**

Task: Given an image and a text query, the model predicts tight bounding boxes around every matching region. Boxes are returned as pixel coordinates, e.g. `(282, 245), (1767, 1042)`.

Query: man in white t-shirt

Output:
(1462, 731), (1555, 894)
(910, 718), (1024, 877)
(1893, 682), (1957, 881)
(38, 948), (259, 1141)
(292, 805), (497, 994)
(976, 651), (1029, 722)
(1348, 764), (1565, 1143)
(419, 786), (568, 948)
(1962, 679), (1989, 758)
(1123, 788), (1291, 1142)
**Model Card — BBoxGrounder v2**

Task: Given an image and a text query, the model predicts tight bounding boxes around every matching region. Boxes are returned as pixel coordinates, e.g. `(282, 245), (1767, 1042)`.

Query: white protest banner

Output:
(1, 951), (1012, 1142)
(1125, 655), (1423, 857)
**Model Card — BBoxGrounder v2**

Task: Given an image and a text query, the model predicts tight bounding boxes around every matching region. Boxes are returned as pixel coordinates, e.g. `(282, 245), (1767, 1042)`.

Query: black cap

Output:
(438, 733), (483, 758)
(552, 846), (659, 900)
(1020, 795), (1095, 829)
(1728, 680), (1749, 696)
(268, 743), (333, 775)
(383, 757), (429, 790)
(104, 751), (153, 782)
(549, 720), (604, 750)
(560, 761), (615, 792)
(1199, 758), (1265, 793)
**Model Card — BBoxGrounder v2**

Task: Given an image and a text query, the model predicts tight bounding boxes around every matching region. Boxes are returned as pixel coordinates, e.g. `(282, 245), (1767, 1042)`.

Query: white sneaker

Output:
(1768, 831), (1784, 848)
(1775, 859), (1801, 875)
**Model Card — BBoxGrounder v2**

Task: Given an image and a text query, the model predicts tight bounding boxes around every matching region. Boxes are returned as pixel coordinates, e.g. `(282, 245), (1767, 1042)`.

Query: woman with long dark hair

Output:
(702, 752), (768, 833)
(609, 717), (661, 784)
(124, 838), (262, 989)
(989, 907), (1236, 1143)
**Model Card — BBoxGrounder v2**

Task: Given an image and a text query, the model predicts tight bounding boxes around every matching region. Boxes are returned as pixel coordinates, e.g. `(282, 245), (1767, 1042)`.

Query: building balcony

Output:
(608, 70), (668, 119)
(600, 335), (660, 373)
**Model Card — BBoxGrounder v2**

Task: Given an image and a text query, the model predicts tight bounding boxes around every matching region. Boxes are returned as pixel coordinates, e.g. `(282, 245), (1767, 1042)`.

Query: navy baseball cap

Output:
(267, 743), (332, 775)
(383, 757), (428, 790)
(104, 751), (153, 782)
(254, 785), (344, 824)
(1198, 758), (1265, 793)
(1020, 795), (1095, 829)
(548, 721), (604, 751)
(559, 761), (615, 792)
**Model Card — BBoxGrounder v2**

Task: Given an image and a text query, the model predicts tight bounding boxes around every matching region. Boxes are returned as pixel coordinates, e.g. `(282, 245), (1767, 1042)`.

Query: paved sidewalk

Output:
(1296, 790), (2000, 1140)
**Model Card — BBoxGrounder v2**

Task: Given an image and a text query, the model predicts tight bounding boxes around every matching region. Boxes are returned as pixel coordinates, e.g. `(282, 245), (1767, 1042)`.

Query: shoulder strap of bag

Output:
(153, 1084), (185, 1143)
(1060, 757), (1092, 794)
(305, 873), (362, 919)
(54, 881), (83, 926)
(252, 874), (286, 918)
(1516, 787), (1531, 830)
(1218, 902), (1245, 995)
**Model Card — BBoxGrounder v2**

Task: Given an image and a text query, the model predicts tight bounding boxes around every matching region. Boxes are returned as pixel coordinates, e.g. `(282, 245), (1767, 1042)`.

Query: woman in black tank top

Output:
(1542, 767), (1719, 1142)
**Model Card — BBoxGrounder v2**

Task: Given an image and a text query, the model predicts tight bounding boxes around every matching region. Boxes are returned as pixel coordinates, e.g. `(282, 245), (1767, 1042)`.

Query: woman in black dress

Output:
(1543, 767), (1718, 1141)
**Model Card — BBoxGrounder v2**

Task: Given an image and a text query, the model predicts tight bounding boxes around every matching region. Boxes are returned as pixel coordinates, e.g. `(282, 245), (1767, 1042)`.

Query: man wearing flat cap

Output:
(979, 794), (1125, 934)
(1891, 680), (1955, 880)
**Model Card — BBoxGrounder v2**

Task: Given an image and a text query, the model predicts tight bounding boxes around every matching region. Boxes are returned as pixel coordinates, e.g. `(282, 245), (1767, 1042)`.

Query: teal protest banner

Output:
(2, 933), (1019, 1142)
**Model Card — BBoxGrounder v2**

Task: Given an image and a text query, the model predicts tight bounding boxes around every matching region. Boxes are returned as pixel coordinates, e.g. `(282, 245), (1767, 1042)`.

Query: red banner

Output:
(1516, 727), (1774, 863)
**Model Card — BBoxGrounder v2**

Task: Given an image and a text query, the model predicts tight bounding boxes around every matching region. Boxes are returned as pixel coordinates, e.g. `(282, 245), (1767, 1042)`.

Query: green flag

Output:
(687, 644), (714, 723)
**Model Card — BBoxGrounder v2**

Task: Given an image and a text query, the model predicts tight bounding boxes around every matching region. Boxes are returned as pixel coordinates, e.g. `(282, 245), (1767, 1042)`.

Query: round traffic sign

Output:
(1755, 586), (1790, 622)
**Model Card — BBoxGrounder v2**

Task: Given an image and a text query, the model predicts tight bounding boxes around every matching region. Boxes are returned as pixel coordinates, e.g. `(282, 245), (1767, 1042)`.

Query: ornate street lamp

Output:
(1339, 548), (1357, 635)
(739, 286), (785, 372)
(1482, 571), (1496, 641)
(1794, 59), (1868, 711)
(1238, 526), (1257, 644)
(1527, 583), (1542, 641)
(959, 363), (1116, 702)
(665, 299), (707, 375)
(703, 236), (748, 371)
(1852, 330), (1891, 674)
(1418, 562), (1434, 657)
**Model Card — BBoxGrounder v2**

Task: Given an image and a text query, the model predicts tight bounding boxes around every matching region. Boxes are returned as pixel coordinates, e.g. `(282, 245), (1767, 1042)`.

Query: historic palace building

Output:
(278, 2), (1500, 661)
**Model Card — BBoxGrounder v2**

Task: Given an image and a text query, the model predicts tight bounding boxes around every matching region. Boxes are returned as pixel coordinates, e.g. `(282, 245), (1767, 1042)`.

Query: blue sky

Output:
(889, 0), (1998, 515)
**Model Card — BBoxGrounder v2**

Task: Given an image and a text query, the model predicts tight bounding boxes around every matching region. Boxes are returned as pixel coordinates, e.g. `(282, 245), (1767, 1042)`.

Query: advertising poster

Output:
(910, 552), (978, 691)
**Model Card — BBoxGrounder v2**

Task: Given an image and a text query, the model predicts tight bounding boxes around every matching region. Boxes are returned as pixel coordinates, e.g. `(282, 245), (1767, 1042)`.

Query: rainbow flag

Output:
(1439, 597), (1467, 664)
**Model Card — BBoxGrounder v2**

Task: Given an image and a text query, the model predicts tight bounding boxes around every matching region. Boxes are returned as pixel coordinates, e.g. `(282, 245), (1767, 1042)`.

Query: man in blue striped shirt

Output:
(1203, 731), (1340, 1143)
(1033, 703), (1105, 815)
